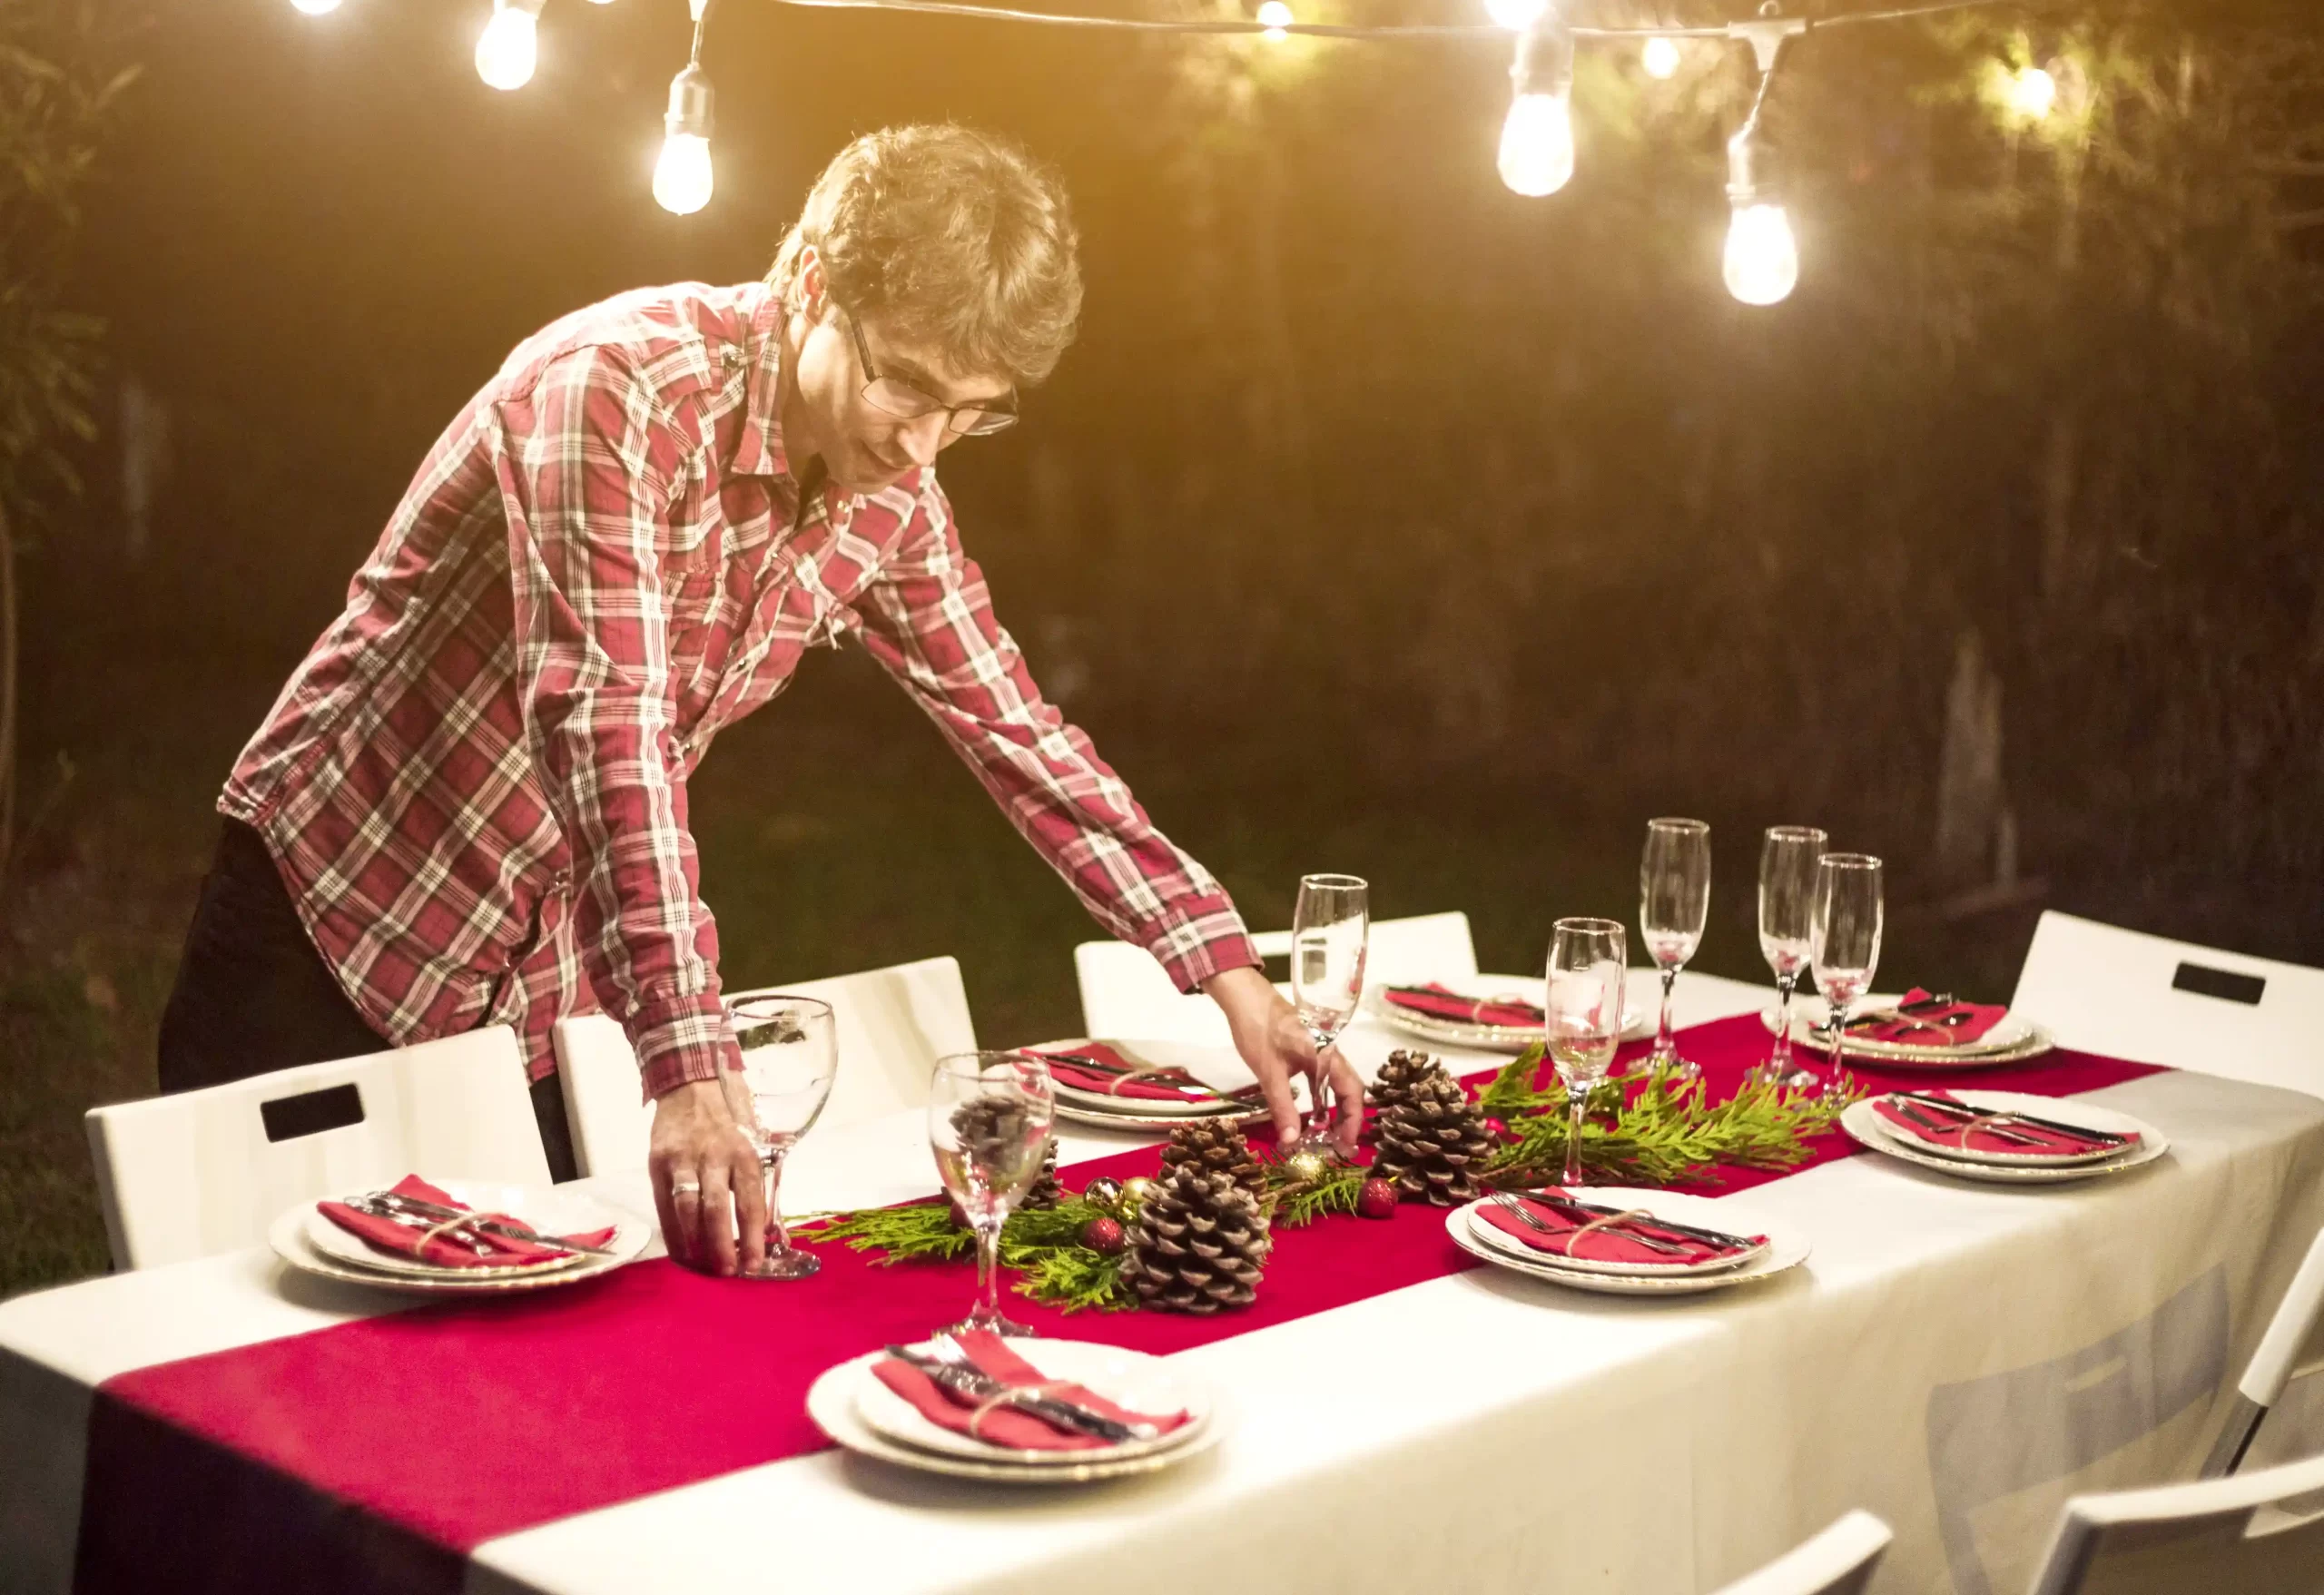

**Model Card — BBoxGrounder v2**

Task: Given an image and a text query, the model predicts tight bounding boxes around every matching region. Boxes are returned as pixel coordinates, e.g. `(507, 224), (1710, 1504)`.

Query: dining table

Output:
(5, 969), (2322, 1595)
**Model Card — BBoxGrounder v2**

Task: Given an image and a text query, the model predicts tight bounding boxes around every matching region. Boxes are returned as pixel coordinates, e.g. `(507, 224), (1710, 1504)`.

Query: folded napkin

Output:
(1031, 1042), (1258, 1104)
(870, 1329), (1193, 1452)
(1850, 988), (2010, 1046)
(1870, 1091), (2133, 1157)
(1472, 1189), (1763, 1267)
(316, 1175), (614, 1269)
(1384, 983), (1544, 1029)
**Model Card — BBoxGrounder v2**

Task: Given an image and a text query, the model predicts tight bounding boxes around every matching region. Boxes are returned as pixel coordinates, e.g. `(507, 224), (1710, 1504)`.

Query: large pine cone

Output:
(1369, 1063), (1493, 1206)
(1364, 1049), (1437, 1137)
(1119, 1167), (1272, 1314)
(1020, 1141), (1063, 1211)
(1159, 1117), (1267, 1202)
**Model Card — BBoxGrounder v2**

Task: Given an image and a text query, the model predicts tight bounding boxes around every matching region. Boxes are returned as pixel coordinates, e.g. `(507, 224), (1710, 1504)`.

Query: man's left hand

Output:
(1202, 964), (1364, 1157)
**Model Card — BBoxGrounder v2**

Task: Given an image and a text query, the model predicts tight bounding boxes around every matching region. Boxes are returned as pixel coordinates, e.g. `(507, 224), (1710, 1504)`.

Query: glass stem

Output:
(1772, 973), (1797, 1072)
(975, 1215), (1003, 1320)
(1305, 1025), (1334, 1142)
(1826, 1002), (1846, 1086)
(1563, 1082), (1589, 1186)
(763, 1149), (791, 1255)
(1656, 967), (1679, 1062)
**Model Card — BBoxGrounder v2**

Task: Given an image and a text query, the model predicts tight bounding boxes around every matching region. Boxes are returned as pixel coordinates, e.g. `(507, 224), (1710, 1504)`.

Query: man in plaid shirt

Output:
(160, 124), (1363, 1275)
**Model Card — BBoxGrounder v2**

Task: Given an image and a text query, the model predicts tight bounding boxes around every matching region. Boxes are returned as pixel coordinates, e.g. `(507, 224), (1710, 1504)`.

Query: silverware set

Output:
(1880, 1091), (2129, 1150)
(883, 1334), (1159, 1442)
(347, 1191), (619, 1258)
(1491, 1190), (1757, 1255)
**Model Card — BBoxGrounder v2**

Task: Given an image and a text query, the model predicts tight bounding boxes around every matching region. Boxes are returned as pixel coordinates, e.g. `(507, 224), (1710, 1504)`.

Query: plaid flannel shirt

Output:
(222, 281), (1257, 1098)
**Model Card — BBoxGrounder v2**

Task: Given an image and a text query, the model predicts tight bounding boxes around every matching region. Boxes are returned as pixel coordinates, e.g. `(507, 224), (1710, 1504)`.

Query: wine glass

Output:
(1545, 917), (1627, 1187)
(928, 1051), (1057, 1337)
(1807, 853), (1885, 1098)
(1289, 872), (1369, 1156)
(726, 994), (838, 1281)
(1751, 825), (1828, 1088)
(1639, 818), (1711, 1081)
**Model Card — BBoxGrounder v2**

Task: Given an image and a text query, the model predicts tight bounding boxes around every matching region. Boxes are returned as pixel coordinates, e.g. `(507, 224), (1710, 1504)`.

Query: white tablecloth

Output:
(5, 971), (2321, 1595)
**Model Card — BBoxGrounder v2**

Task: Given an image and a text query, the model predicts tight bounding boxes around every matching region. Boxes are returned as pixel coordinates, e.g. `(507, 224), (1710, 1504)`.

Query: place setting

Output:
(1368, 976), (1649, 1055)
(269, 1174), (649, 1295)
(808, 1048), (1230, 1484)
(1838, 1088), (2169, 1186)
(1025, 1036), (1303, 1133)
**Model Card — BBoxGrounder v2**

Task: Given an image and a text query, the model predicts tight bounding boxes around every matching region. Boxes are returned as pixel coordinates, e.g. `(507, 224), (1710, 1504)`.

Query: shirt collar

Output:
(728, 281), (789, 481)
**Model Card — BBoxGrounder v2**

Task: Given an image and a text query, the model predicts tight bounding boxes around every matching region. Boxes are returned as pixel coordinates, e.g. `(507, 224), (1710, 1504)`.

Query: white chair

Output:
(2027, 1447), (2324, 1595)
(1710, 1511), (1892, 1595)
(1073, 911), (1479, 1045)
(84, 1026), (549, 1271)
(2203, 1226), (2324, 1478)
(2010, 911), (2324, 1096)
(552, 955), (977, 1177)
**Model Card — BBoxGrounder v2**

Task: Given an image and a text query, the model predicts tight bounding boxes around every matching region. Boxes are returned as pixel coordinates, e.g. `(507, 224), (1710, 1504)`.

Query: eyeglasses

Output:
(842, 309), (1018, 438)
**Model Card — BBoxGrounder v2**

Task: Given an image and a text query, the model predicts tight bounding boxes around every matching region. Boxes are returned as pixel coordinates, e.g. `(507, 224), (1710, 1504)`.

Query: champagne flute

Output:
(1807, 854), (1885, 1099)
(1545, 917), (1627, 1187)
(1752, 825), (1828, 1088)
(726, 995), (837, 1281)
(1639, 818), (1711, 1081)
(1289, 872), (1369, 1156)
(929, 1051), (1057, 1337)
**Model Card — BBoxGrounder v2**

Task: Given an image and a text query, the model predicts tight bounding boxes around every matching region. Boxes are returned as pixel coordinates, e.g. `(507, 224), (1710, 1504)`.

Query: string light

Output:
(1498, 15), (1575, 197)
(1641, 34), (1680, 78)
(654, 0), (716, 213)
(1482, 0), (1546, 33)
(2008, 62), (2057, 120)
(476, 0), (545, 91)
(1256, 1), (1293, 41)
(1722, 22), (1800, 305)
(290, 0), (344, 15)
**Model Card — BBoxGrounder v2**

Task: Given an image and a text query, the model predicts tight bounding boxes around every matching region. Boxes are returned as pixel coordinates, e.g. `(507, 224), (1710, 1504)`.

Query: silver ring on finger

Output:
(671, 1177), (704, 1197)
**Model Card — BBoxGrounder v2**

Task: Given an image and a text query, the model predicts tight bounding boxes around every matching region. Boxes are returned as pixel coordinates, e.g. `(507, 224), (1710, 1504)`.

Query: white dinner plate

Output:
(1856, 1093), (2136, 1167)
(274, 1182), (647, 1293)
(1839, 1094), (2170, 1185)
(1448, 1187), (1811, 1296)
(852, 1337), (1214, 1467)
(807, 1351), (1233, 1484)
(1371, 976), (1649, 1054)
(1762, 998), (2052, 1063)
(1463, 1194), (1771, 1276)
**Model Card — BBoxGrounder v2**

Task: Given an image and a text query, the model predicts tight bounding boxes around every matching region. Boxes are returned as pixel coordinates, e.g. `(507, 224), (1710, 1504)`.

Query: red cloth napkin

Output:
(1472, 1189), (1764, 1267)
(1851, 988), (2010, 1046)
(1870, 1091), (2134, 1157)
(869, 1329), (1193, 1452)
(1031, 1043), (1256, 1104)
(1384, 983), (1543, 1029)
(316, 1175), (614, 1269)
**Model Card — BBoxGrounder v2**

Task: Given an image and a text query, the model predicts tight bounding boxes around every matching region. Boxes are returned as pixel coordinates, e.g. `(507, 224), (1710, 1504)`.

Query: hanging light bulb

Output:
(1256, 1), (1293, 39)
(290, 0), (343, 15)
(1641, 35), (1680, 79)
(475, 0), (544, 92)
(654, 63), (714, 214)
(1482, 0), (1545, 32)
(1723, 122), (1797, 306)
(1497, 16), (1575, 197)
(2008, 63), (2058, 121)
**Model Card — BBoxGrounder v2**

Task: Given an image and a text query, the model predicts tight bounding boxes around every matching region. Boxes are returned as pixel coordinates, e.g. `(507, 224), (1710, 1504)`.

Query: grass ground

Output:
(0, 646), (2037, 1299)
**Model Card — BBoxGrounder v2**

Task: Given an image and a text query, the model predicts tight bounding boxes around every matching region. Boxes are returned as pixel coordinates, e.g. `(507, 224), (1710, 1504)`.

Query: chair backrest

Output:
(553, 955), (977, 1177)
(1710, 1511), (1891, 1595)
(2203, 1226), (2324, 1478)
(2010, 911), (2324, 1096)
(2029, 1446), (2324, 1595)
(84, 1027), (549, 1271)
(1073, 911), (1479, 1044)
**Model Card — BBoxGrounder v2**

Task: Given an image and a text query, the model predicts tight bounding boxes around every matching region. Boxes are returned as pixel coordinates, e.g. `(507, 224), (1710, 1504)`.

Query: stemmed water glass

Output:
(1751, 826), (1828, 1088)
(1545, 917), (1627, 1187)
(928, 1051), (1057, 1337)
(1639, 818), (1711, 1081)
(727, 994), (838, 1281)
(1808, 853), (1885, 1098)
(1289, 872), (1369, 1157)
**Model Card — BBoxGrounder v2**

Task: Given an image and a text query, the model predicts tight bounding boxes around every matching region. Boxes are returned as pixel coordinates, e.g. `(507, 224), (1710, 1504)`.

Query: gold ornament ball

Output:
(1083, 1175), (1125, 1212)
(1285, 1148), (1332, 1184)
(1118, 1177), (1157, 1213)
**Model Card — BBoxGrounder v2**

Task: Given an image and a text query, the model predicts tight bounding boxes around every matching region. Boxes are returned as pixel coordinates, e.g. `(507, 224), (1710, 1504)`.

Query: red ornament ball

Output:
(1357, 1178), (1399, 1220)
(1081, 1216), (1127, 1255)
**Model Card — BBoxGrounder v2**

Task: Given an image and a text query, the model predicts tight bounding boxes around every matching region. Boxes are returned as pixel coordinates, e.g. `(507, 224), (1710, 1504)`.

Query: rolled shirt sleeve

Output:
(852, 476), (1262, 991)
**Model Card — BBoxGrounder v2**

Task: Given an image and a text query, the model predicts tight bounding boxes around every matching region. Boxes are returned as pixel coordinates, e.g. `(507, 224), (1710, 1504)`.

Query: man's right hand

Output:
(648, 1077), (769, 1276)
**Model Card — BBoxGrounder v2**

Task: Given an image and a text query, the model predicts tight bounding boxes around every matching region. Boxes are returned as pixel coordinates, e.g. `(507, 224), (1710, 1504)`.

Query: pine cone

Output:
(949, 1097), (1048, 1195)
(1369, 1062), (1493, 1206)
(1158, 1117), (1267, 1202)
(1364, 1049), (1437, 1137)
(1020, 1141), (1063, 1210)
(1119, 1167), (1272, 1314)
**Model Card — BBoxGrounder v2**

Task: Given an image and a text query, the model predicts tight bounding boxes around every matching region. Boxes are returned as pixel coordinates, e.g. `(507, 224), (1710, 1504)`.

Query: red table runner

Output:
(77, 1015), (2163, 1595)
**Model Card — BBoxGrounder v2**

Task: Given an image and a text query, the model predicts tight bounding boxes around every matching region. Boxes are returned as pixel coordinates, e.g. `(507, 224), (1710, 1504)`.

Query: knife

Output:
(1887, 1101), (2050, 1149)
(1522, 1192), (1758, 1254)
(362, 1193), (622, 1257)
(881, 1345), (1155, 1442)
(1887, 1091), (2128, 1147)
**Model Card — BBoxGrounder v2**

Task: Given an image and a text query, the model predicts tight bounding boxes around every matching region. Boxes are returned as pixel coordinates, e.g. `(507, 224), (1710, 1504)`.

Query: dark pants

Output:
(158, 819), (577, 1182)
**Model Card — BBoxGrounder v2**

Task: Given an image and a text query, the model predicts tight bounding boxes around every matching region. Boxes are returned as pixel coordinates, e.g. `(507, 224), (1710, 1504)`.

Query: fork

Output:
(345, 1196), (496, 1256)
(1490, 1192), (1689, 1256)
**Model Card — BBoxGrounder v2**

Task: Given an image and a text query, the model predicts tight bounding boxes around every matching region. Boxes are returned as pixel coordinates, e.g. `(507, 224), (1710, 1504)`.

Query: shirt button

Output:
(550, 869), (573, 892)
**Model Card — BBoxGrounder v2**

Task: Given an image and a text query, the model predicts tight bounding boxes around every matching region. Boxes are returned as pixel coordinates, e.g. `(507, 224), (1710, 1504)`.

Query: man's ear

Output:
(798, 246), (826, 318)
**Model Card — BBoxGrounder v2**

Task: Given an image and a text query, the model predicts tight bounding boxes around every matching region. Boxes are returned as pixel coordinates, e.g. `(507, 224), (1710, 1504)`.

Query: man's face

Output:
(788, 272), (1015, 496)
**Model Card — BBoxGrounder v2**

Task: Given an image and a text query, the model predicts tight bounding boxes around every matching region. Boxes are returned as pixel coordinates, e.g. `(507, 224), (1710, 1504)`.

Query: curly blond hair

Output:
(767, 124), (1082, 387)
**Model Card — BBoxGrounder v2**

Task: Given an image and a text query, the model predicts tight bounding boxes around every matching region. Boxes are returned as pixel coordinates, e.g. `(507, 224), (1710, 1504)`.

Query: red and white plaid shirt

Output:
(222, 281), (1257, 1099)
